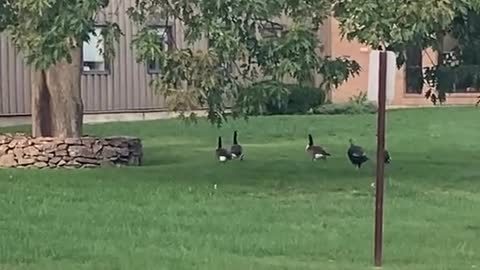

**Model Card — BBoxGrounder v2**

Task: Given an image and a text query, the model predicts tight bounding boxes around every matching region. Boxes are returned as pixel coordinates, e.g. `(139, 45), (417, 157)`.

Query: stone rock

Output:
(74, 157), (100, 165)
(118, 157), (130, 163)
(13, 148), (25, 158)
(8, 140), (18, 148)
(0, 135), (12, 144)
(82, 164), (99, 169)
(7, 150), (13, 154)
(109, 156), (120, 161)
(92, 142), (103, 154)
(65, 138), (82, 145)
(81, 138), (96, 147)
(24, 146), (40, 157)
(57, 144), (68, 151)
(12, 138), (30, 148)
(32, 137), (54, 145)
(43, 143), (57, 153)
(58, 160), (67, 166)
(105, 137), (125, 147)
(69, 146), (94, 158)
(0, 154), (17, 167)
(0, 145), (9, 155)
(116, 147), (130, 157)
(63, 156), (73, 161)
(34, 144), (44, 151)
(101, 146), (117, 159)
(18, 158), (35, 166)
(55, 150), (68, 156)
(36, 156), (49, 162)
(34, 162), (48, 168)
(65, 160), (82, 168)
(49, 157), (62, 165)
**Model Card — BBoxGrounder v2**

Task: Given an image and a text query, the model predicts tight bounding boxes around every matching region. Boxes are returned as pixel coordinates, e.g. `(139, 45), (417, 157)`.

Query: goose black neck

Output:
(218, 136), (222, 148)
(308, 134), (313, 146)
(233, 131), (238, 144)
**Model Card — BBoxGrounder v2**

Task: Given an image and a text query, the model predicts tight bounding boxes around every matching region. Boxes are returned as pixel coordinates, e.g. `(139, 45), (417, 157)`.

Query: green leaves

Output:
(334, 0), (480, 104)
(1, 0), (122, 69)
(129, 0), (360, 125)
(334, 0), (457, 48)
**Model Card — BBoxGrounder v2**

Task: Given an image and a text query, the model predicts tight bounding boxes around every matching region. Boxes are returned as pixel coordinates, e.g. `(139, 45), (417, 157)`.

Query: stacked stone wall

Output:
(0, 133), (142, 168)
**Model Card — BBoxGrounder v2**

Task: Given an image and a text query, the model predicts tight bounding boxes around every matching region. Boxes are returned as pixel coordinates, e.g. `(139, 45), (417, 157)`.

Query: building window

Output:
(405, 45), (424, 94)
(82, 27), (110, 74)
(147, 26), (172, 74)
(259, 22), (284, 38)
(441, 34), (480, 93)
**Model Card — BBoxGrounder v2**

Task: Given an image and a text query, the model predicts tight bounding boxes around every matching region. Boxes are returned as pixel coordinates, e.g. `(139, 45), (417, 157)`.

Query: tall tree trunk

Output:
(32, 48), (83, 138)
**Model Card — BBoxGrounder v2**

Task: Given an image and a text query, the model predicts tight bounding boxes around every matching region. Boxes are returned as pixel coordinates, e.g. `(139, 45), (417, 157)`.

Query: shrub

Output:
(236, 81), (326, 116)
(313, 91), (377, 115)
(314, 102), (377, 115)
(234, 80), (290, 116)
(280, 84), (326, 114)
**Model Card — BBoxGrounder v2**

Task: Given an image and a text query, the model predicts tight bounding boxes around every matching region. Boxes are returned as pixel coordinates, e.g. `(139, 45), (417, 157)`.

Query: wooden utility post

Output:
(374, 50), (387, 267)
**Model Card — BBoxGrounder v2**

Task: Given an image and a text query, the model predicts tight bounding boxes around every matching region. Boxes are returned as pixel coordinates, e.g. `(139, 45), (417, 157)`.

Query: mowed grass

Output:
(1, 107), (480, 270)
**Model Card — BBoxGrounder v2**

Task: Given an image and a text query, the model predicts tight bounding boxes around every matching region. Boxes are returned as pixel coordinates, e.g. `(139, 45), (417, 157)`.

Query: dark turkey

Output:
(230, 131), (244, 160)
(347, 139), (369, 169)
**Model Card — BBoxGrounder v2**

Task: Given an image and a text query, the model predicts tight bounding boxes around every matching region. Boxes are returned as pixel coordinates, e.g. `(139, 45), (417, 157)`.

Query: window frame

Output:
(81, 24), (111, 75)
(146, 25), (174, 75)
(404, 45), (424, 94)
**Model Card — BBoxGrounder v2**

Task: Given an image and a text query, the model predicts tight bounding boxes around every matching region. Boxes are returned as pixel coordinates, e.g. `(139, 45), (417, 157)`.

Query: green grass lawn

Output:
(1, 107), (480, 270)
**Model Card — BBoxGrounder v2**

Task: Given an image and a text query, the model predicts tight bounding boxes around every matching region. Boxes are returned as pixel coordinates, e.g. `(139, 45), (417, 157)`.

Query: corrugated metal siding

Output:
(81, 0), (166, 113)
(0, 35), (33, 115)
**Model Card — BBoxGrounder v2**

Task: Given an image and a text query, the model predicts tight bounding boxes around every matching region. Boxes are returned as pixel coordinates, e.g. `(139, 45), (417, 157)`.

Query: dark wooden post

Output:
(374, 50), (387, 267)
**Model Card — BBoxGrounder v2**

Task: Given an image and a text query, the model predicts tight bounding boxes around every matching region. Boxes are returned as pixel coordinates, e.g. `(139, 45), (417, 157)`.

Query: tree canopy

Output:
(128, 0), (360, 125)
(334, 0), (480, 104)
(1, 0), (121, 69)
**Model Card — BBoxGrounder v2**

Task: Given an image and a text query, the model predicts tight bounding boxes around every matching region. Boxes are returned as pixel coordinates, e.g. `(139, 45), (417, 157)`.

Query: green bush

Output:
(313, 102), (377, 115)
(235, 81), (326, 116)
(265, 83), (326, 115)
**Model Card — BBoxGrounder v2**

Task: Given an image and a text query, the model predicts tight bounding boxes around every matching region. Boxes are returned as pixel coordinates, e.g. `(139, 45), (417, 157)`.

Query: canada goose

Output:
(306, 134), (331, 161)
(347, 139), (369, 169)
(215, 136), (231, 162)
(375, 134), (391, 164)
(230, 130), (244, 160)
(384, 149), (391, 164)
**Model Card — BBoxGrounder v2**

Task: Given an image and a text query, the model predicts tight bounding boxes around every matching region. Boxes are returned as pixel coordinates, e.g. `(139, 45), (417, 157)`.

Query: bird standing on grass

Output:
(306, 134), (331, 161)
(347, 139), (369, 169)
(230, 130), (244, 160)
(384, 149), (391, 164)
(375, 134), (391, 164)
(215, 136), (231, 163)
